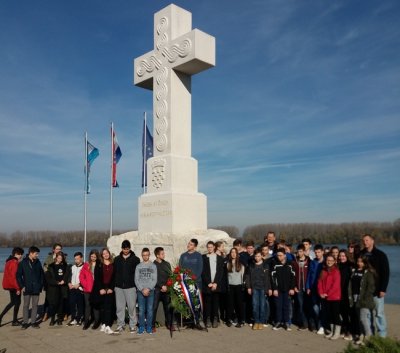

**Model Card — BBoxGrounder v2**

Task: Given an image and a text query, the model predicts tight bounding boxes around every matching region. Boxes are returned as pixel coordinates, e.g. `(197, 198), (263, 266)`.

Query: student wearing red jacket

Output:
(0, 247), (24, 326)
(318, 254), (341, 340)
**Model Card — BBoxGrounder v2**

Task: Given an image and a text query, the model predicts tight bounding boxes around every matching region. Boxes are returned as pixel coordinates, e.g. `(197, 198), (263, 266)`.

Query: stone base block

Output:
(107, 229), (234, 266)
(138, 191), (207, 234)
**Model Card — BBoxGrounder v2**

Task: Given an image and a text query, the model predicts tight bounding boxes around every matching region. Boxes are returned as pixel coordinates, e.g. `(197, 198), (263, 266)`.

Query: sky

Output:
(0, 0), (399, 234)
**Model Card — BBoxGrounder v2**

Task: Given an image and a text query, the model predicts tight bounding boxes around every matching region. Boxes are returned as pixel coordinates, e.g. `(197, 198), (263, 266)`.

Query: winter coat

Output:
(292, 256), (310, 291)
(271, 261), (296, 292)
(45, 262), (69, 306)
(113, 251), (140, 289)
(360, 247), (390, 295)
(245, 261), (271, 291)
(349, 269), (376, 310)
(2, 256), (21, 291)
(79, 262), (95, 293)
(90, 263), (115, 306)
(201, 254), (225, 293)
(317, 266), (341, 301)
(154, 259), (172, 289)
(338, 261), (353, 299)
(16, 256), (44, 295)
(306, 259), (323, 291)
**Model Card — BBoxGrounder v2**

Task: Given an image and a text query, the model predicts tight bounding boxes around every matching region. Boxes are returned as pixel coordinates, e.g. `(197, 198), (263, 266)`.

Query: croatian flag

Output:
(112, 129), (122, 188)
(86, 141), (99, 194)
(141, 119), (153, 187)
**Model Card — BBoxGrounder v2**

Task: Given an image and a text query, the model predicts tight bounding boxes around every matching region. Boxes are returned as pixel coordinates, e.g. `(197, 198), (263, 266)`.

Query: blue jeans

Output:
(360, 308), (373, 337)
(373, 296), (387, 337)
(294, 290), (308, 327)
(137, 290), (154, 331)
(251, 289), (266, 324)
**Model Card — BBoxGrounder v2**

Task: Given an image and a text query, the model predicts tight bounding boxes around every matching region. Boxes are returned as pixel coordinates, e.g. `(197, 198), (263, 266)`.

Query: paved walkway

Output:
(0, 274), (398, 353)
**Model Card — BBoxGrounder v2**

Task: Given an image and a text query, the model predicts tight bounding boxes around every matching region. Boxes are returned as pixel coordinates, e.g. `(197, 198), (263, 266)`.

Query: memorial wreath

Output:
(166, 266), (203, 320)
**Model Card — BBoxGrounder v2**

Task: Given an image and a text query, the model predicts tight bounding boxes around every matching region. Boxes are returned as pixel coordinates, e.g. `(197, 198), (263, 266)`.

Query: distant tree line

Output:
(242, 220), (400, 246)
(0, 230), (130, 248)
(0, 220), (399, 248)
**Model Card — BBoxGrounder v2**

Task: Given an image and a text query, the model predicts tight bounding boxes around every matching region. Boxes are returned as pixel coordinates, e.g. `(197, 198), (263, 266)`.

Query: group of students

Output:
(0, 233), (390, 345)
(220, 232), (389, 345)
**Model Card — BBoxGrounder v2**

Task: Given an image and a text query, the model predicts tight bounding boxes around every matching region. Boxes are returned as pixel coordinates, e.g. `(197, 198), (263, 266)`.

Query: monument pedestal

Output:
(108, 229), (233, 265)
(138, 192), (207, 233)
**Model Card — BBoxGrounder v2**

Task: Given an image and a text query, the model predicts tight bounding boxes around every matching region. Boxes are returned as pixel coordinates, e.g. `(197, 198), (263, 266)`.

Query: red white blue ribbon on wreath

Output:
(179, 273), (195, 318)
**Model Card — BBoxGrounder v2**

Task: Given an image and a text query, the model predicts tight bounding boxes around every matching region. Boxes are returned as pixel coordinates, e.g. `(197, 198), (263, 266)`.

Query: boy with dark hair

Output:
(202, 241), (225, 328)
(306, 244), (325, 333)
(179, 239), (203, 289)
(292, 244), (311, 330)
(16, 246), (44, 329)
(67, 252), (84, 326)
(113, 240), (140, 333)
(271, 248), (295, 331)
(0, 247), (24, 326)
(135, 248), (157, 335)
(245, 250), (271, 330)
(302, 238), (315, 260)
(152, 247), (173, 332)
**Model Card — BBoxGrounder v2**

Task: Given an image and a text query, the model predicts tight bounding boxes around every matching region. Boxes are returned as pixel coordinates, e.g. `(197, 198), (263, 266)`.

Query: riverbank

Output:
(0, 275), (399, 353)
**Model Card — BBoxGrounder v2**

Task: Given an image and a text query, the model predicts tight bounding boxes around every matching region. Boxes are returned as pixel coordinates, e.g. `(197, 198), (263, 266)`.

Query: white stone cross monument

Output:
(108, 4), (232, 262)
(134, 4), (215, 234)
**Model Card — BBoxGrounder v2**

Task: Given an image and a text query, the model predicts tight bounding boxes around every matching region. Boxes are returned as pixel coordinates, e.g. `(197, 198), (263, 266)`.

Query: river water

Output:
(0, 244), (399, 304)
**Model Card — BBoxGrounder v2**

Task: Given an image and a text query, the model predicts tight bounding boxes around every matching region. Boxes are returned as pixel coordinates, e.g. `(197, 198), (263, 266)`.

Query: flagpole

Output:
(84, 132), (88, 261)
(110, 122), (114, 238)
(143, 112), (147, 194)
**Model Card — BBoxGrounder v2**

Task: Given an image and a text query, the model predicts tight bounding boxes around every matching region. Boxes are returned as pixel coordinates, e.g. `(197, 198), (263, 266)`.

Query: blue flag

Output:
(112, 129), (122, 188)
(86, 141), (99, 194)
(141, 119), (153, 187)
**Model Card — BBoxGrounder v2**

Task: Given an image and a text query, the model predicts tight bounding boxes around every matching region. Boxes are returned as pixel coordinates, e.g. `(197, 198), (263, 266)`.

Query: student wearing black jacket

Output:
(152, 247), (173, 331)
(202, 241), (225, 328)
(245, 250), (271, 330)
(113, 240), (140, 333)
(271, 248), (296, 331)
(16, 246), (44, 329)
(360, 234), (390, 338)
(45, 252), (69, 326)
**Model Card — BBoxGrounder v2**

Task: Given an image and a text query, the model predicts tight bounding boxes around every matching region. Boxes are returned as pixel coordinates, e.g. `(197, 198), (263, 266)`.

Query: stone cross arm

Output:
(134, 29), (215, 90)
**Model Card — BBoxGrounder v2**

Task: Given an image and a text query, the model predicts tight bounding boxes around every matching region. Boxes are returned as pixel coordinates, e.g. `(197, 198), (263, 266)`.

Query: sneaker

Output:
(235, 323), (242, 328)
(273, 323), (283, 330)
(67, 319), (77, 326)
(21, 323), (29, 330)
(252, 323), (258, 330)
(100, 324), (106, 332)
(31, 323), (40, 329)
(76, 319), (83, 327)
(285, 324), (292, 331)
(249, 323), (253, 327)
(114, 326), (124, 333)
(263, 324), (269, 328)
(258, 324), (264, 330)
(317, 327), (325, 335)
(226, 321), (232, 327)
(298, 326), (308, 331)
(12, 321), (21, 327)
(146, 328), (153, 334)
(104, 326), (113, 334)
(343, 334), (353, 341)
(129, 326), (137, 333)
(137, 327), (145, 335)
